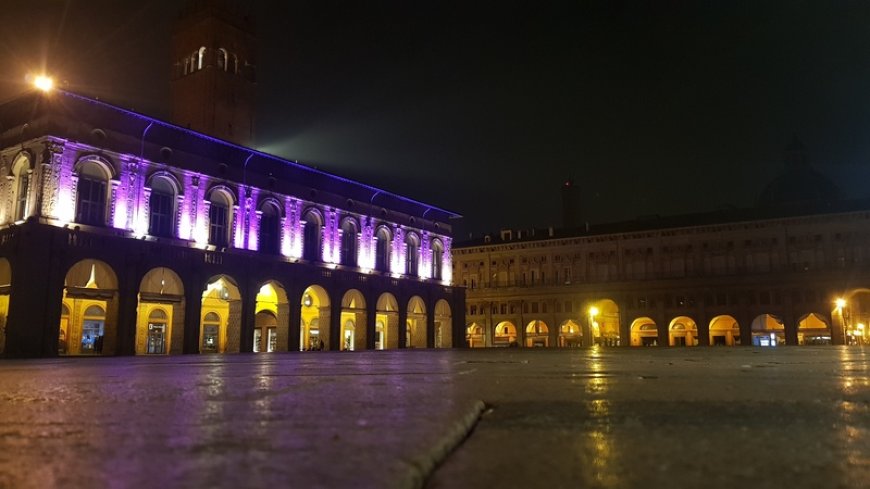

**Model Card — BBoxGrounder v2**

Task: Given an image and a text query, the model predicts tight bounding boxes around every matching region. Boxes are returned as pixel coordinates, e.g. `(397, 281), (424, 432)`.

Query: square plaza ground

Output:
(0, 347), (867, 488)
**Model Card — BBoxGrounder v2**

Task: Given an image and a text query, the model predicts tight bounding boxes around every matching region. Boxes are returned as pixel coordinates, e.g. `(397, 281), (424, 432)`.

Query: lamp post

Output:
(589, 306), (599, 346)
(835, 298), (848, 345)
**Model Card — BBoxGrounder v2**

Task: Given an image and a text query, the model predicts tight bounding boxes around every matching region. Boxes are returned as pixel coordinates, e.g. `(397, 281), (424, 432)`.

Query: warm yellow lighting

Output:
(835, 298), (847, 309)
(34, 75), (54, 92)
(859, 323), (866, 330)
(589, 306), (599, 317)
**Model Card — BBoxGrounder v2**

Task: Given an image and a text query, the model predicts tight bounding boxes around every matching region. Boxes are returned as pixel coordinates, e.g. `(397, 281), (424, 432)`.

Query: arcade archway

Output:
(668, 316), (698, 346)
(200, 275), (241, 353)
(406, 296), (427, 348)
(525, 320), (549, 347)
(301, 285), (330, 350)
(589, 299), (620, 346)
(376, 293), (399, 350)
(137, 267), (184, 355)
(434, 299), (452, 348)
(494, 321), (517, 347)
(630, 317), (658, 346)
(558, 319), (582, 347)
(750, 314), (784, 346)
(341, 289), (366, 351)
(709, 315), (740, 346)
(0, 258), (10, 355)
(797, 313), (831, 345)
(60, 259), (118, 356)
(466, 322), (485, 348)
(255, 281), (289, 352)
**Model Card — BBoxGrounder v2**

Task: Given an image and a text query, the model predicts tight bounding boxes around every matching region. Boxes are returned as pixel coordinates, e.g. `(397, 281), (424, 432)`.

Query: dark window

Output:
(208, 200), (229, 247)
(303, 217), (321, 261)
(259, 205), (281, 254)
(375, 228), (390, 272)
(14, 172), (29, 221)
(76, 176), (107, 225)
(340, 221), (358, 266)
(406, 236), (419, 276)
(149, 190), (174, 237)
(432, 242), (444, 280)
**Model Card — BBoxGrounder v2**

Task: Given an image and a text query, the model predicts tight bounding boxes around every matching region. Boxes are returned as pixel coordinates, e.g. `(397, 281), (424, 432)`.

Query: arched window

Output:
(259, 201), (281, 254)
(405, 233), (419, 277)
(75, 161), (110, 225)
(375, 226), (391, 272)
(218, 48), (229, 71)
(197, 47), (206, 70)
(208, 189), (232, 247)
(431, 239), (444, 280)
(302, 209), (322, 262)
(11, 154), (31, 222)
(340, 218), (358, 267)
(148, 176), (177, 237)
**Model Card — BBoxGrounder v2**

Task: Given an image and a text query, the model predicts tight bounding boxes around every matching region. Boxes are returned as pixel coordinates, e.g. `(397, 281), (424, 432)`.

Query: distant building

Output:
(0, 3), (462, 358)
(455, 143), (869, 348)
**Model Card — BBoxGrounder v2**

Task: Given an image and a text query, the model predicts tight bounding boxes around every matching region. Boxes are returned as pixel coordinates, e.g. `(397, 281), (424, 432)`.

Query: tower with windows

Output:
(170, 0), (256, 146)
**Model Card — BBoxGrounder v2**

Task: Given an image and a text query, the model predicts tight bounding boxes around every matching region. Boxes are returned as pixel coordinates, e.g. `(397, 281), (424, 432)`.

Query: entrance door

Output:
(147, 323), (166, 354)
(202, 324), (219, 353)
(81, 320), (105, 354)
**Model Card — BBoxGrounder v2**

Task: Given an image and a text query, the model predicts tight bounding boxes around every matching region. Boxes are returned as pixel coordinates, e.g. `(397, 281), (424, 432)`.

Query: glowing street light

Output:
(33, 75), (54, 92)
(836, 298), (847, 309)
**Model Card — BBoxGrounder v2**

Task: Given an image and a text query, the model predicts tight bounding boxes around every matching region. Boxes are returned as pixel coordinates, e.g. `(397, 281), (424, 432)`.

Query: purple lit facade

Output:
(0, 90), (463, 357)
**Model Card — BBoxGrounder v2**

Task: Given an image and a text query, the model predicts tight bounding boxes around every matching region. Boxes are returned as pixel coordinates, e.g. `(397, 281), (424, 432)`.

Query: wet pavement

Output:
(0, 347), (868, 489)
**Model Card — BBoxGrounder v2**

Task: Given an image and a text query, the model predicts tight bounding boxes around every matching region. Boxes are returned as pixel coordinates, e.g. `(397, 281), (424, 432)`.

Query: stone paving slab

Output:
(0, 347), (868, 489)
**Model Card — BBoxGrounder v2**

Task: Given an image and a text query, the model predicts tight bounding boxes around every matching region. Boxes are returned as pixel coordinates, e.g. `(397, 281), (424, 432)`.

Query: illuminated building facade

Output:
(0, 89), (461, 357)
(456, 151), (870, 348)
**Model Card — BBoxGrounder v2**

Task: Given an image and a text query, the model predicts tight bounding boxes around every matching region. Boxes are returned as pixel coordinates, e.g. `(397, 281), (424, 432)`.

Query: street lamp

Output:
(589, 306), (600, 345)
(33, 75), (54, 92)
(836, 298), (848, 345)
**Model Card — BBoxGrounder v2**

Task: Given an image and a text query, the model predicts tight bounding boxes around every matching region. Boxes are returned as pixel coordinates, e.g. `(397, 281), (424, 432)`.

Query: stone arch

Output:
(254, 280), (290, 352)
(558, 319), (583, 347)
(494, 320), (517, 347)
(375, 292), (399, 349)
(797, 312), (832, 345)
(434, 299), (452, 348)
(466, 322), (485, 348)
(61, 259), (119, 356)
(709, 315), (740, 346)
(136, 267), (185, 355)
(589, 299), (620, 346)
(0, 257), (11, 355)
(340, 289), (367, 351)
(750, 314), (784, 346)
(200, 275), (242, 353)
(630, 317), (658, 346)
(406, 296), (427, 348)
(300, 285), (330, 350)
(525, 320), (549, 347)
(668, 316), (698, 346)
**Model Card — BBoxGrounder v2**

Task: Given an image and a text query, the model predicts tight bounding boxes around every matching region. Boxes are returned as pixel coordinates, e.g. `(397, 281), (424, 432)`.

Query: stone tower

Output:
(170, 0), (256, 146)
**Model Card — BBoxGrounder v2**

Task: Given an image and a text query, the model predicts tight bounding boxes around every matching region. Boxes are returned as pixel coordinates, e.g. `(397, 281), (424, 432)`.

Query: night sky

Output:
(3, 1), (870, 239)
